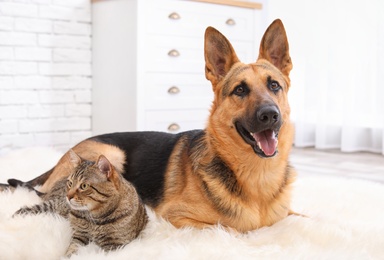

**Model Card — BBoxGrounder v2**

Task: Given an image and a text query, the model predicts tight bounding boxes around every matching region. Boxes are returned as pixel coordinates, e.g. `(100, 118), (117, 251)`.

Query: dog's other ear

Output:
(204, 26), (240, 88)
(258, 19), (292, 76)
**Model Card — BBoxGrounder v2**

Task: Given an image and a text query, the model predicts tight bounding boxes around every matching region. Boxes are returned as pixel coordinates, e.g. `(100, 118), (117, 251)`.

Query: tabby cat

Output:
(13, 150), (148, 257)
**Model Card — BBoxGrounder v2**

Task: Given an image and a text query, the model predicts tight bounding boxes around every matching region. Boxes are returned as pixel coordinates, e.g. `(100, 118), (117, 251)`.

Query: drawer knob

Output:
(168, 12), (181, 20)
(168, 86), (180, 94)
(168, 49), (180, 57)
(226, 18), (236, 26)
(168, 123), (180, 132)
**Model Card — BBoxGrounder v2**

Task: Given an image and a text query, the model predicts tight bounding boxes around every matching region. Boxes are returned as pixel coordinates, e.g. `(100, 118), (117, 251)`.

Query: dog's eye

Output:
(268, 79), (282, 93)
(233, 82), (249, 97)
(236, 86), (244, 94)
(271, 81), (280, 90)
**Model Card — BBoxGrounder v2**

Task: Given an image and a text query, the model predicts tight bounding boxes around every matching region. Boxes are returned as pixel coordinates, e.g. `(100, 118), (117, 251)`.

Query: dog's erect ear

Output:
(204, 26), (240, 88)
(258, 19), (292, 76)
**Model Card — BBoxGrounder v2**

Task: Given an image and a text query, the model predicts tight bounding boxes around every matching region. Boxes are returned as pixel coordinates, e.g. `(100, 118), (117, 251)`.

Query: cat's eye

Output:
(80, 183), (89, 190)
(67, 180), (73, 188)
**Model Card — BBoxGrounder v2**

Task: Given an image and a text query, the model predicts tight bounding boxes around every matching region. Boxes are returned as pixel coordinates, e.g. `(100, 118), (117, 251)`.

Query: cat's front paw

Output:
(12, 207), (32, 217)
(65, 243), (79, 258)
(0, 183), (12, 192)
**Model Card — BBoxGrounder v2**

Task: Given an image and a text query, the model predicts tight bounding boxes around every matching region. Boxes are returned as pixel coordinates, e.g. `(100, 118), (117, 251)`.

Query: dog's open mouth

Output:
(235, 122), (279, 158)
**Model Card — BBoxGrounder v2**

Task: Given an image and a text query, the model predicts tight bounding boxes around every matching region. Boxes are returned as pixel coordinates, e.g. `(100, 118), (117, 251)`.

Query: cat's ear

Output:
(68, 149), (82, 167)
(97, 155), (113, 179)
(97, 155), (120, 188)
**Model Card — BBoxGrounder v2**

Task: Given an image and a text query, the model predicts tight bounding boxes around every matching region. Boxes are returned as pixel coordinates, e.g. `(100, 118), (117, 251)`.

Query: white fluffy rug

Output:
(1, 147), (384, 260)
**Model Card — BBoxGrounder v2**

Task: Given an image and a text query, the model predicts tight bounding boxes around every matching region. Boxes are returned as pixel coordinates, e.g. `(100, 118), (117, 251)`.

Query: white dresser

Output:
(92, 0), (264, 135)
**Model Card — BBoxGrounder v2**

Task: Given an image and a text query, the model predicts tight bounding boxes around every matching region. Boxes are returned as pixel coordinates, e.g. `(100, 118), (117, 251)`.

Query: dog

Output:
(6, 19), (296, 233)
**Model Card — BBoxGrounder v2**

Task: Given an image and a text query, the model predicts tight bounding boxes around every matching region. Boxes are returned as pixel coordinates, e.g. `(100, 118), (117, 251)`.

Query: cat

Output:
(13, 150), (148, 257)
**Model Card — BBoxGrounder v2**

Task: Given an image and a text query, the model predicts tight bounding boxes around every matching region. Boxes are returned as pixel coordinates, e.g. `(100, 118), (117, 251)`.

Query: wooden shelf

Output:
(189, 0), (262, 9)
(92, 0), (263, 9)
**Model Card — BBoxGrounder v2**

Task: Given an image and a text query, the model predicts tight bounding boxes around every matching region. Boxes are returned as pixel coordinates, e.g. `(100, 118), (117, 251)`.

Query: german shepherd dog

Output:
(6, 19), (296, 233)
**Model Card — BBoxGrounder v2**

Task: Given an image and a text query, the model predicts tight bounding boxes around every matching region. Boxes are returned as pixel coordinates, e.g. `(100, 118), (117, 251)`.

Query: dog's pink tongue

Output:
(253, 130), (277, 156)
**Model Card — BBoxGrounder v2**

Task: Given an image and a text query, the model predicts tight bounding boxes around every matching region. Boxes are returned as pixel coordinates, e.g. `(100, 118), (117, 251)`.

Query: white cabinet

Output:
(92, 0), (264, 135)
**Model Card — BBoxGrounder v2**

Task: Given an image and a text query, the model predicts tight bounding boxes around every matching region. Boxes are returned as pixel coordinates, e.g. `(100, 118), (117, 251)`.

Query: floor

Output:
(290, 147), (384, 184)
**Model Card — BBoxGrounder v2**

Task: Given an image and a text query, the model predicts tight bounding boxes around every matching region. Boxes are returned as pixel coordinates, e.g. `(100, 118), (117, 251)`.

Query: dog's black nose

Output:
(256, 105), (280, 126)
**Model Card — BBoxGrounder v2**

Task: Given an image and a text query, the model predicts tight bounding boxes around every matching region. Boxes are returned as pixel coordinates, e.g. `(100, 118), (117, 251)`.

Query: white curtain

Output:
(266, 0), (384, 154)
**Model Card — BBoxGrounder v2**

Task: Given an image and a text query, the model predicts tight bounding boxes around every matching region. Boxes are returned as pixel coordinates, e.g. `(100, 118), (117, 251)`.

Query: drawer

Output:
(145, 109), (210, 132)
(141, 73), (213, 109)
(143, 0), (255, 42)
(143, 35), (203, 73)
(142, 35), (254, 73)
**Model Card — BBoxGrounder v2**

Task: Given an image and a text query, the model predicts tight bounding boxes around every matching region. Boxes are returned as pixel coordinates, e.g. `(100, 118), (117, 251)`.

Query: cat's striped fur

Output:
(13, 150), (148, 257)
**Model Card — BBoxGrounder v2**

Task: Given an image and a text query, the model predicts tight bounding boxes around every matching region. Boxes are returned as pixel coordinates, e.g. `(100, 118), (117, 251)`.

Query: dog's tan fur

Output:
(154, 20), (295, 231)
(7, 19), (296, 233)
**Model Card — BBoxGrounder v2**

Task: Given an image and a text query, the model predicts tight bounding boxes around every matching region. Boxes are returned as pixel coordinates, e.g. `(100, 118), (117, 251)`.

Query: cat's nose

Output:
(67, 192), (74, 200)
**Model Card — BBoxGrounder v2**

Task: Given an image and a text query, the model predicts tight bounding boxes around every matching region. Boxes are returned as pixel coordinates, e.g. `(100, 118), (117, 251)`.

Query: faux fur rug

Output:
(0, 148), (383, 260)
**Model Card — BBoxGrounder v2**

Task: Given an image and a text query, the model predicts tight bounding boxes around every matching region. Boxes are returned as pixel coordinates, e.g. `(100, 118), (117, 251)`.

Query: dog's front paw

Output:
(288, 210), (308, 218)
